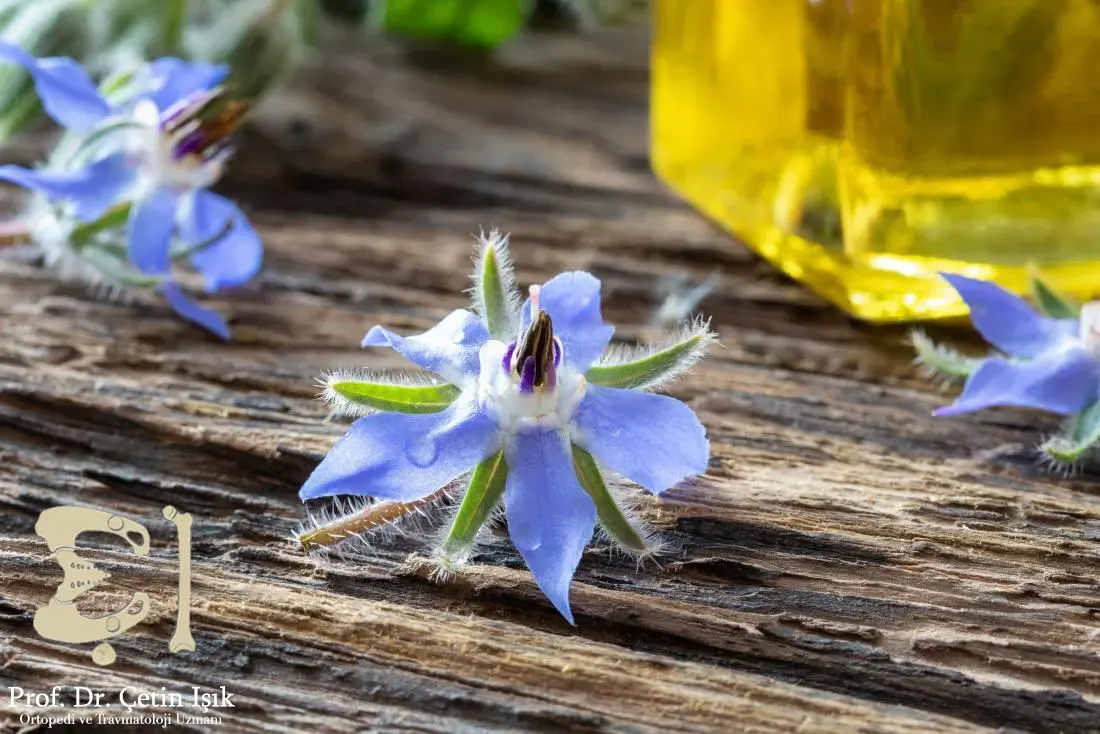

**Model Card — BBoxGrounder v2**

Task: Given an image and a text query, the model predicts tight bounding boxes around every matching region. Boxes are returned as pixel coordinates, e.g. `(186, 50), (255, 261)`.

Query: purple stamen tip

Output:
(173, 131), (205, 159)
(502, 341), (516, 371)
(552, 338), (561, 368)
(519, 356), (536, 393)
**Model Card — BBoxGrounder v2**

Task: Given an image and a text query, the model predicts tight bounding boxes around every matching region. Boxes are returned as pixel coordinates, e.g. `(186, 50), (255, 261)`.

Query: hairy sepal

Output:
(1028, 266), (1079, 319)
(1042, 400), (1100, 469)
(572, 444), (649, 556)
(910, 330), (983, 383)
(587, 317), (716, 390)
(438, 450), (508, 571)
(471, 229), (520, 341)
(321, 368), (460, 416)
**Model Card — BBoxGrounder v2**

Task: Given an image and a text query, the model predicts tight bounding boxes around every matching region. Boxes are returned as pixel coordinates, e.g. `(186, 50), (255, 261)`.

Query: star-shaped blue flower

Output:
(935, 274), (1098, 417)
(0, 44), (262, 338)
(300, 232), (713, 623)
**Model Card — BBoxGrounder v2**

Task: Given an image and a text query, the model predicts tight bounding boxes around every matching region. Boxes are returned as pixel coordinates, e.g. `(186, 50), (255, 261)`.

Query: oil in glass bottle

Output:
(652, 0), (1100, 321)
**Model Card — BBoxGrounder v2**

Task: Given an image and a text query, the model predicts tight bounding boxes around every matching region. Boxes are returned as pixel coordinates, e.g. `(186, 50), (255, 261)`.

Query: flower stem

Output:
(298, 490), (445, 551)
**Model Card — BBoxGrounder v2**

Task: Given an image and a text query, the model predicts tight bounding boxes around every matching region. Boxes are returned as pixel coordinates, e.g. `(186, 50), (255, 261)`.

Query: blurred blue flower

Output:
(0, 44), (262, 338)
(301, 232), (713, 623)
(934, 274), (1098, 418)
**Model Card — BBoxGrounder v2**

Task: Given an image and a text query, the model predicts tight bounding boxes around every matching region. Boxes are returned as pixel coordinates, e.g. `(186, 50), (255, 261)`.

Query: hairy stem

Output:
(299, 489), (446, 551)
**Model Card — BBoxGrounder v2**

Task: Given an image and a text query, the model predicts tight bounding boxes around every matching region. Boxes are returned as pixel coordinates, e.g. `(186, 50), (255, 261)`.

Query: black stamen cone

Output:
(515, 312), (555, 388)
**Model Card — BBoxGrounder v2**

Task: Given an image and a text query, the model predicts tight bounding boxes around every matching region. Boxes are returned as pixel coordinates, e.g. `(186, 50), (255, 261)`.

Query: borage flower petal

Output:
(128, 188), (179, 274)
(160, 282), (230, 341)
(180, 190), (263, 292)
(363, 310), (490, 386)
(0, 154), (135, 222)
(934, 351), (1099, 417)
(503, 429), (595, 624)
(520, 271), (614, 371)
(0, 43), (110, 130)
(573, 385), (709, 493)
(300, 394), (498, 502)
(141, 58), (229, 113)
(942, 273), (1077, 358)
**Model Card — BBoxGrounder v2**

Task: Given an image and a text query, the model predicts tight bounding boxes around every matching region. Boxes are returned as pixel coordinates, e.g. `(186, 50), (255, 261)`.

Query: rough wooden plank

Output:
(0, 28), (1099, 734)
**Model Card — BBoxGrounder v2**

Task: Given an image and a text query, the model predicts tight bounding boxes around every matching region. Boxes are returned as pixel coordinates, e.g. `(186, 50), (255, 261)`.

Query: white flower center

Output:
(1079, 301), (1100, 356)
(478, 339), (586, 433)
(129, 99), (228, 195)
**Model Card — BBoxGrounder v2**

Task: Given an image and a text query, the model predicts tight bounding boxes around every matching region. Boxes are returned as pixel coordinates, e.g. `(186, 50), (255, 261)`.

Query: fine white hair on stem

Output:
(594, 316), (718, 391)
(470, 227), (521, 325)
(293, 489), (454, 561)
(317, 367), (446, 417)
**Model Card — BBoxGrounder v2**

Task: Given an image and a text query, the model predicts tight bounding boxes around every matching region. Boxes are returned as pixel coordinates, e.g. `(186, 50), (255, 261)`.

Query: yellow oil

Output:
(652, 0), (1100, 322)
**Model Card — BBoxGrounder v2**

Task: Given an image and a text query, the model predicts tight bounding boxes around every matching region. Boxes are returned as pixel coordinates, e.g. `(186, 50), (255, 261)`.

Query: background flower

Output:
(915, 271), (1100, 471)
(0, 43), (262, 338)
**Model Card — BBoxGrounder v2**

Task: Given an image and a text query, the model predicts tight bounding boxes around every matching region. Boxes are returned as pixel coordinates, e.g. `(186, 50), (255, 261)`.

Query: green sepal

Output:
(328, 379), (461, 414)
(476, 234), (516, 341)
(1028, 266), (1079, 319)
(441, 450), (508, 560)
(1042, 400), (1100, 465)
(171, 218), (235, 262)
(81, 247), (164, 288)
(911, 330), (983, 380)
(572, 444), (647, 554)
(70, 202), (133, 250)
(585, 332), (708, 389)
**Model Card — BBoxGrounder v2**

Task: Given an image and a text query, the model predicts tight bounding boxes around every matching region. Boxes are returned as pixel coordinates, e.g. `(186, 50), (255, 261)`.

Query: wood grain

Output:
(1, 28), (1099, 734)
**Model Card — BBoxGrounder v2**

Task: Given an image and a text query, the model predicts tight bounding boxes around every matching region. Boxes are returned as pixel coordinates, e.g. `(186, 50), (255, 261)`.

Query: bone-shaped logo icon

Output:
(33, 505), (194, 666)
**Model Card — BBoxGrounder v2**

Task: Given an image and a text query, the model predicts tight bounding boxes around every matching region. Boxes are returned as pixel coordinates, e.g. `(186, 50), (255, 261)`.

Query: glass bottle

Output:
(651, 0), (1100, 322)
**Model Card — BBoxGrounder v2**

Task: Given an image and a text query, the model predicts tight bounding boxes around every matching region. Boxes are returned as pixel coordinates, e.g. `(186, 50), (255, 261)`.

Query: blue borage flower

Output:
(0, 43), (262, 338)
(915, 271), (1100, 469)
(298, 231), (714, 623)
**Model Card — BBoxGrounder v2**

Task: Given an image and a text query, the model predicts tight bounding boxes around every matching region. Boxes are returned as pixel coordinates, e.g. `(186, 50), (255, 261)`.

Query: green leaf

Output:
(911, 330), (983, 380)
(572, 444), (647, 554)
(474, 230), (517, 341)
(441, 450), (508, 562)
(586, 327), (713, 390)
(1028, 266), (1078, 319)
(327, 379), (461, 414)
(160, 0), (188, 54)
(375, 0), (526, 48)
(1042, 400), (1100, 465)
(292, 0), (321, 48)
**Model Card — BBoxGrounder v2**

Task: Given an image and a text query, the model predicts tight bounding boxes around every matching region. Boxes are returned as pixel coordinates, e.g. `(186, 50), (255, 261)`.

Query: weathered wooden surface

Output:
(1, 27), (1100, 734)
